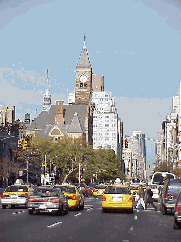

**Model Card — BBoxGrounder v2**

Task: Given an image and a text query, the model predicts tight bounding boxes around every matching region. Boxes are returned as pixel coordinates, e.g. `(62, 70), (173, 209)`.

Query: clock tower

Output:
(75, 35), (92, 105)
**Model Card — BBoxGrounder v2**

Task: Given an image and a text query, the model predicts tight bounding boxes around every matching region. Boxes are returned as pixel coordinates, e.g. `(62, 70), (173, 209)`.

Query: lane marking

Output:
(47, 222), (62, 228)
(12, 211), (25, 215)
(74, 212), (82, 217)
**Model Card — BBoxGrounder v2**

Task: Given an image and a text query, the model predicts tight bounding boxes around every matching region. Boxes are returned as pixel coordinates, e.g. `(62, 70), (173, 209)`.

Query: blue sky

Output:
(0, 0), (181, 161)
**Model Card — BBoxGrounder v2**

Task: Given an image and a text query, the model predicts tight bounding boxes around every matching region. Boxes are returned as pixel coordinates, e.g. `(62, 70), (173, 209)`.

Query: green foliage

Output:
(31, 136), (123, 183)
(154, 162), (172, 173)
(173, 167), (181, 178)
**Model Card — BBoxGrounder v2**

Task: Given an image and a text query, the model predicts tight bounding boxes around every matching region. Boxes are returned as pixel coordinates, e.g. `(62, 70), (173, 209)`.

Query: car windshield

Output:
(105, 187), (130, 194)
(33, 188), (59, 197)
(5, 186), (28, 192)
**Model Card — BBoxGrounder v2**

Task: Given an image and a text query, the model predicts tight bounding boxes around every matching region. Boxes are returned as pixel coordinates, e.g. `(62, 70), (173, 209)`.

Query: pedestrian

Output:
(145, 186), (157, 211)
(135, 185), (146, 209)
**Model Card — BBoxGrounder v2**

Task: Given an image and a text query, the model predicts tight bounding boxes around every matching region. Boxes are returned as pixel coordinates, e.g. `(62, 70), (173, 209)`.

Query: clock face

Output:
(80, 75), (87, 83)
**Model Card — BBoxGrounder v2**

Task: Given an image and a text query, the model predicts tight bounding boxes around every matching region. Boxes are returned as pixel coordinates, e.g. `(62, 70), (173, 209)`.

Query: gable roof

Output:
(28, 104), (88, 137)
(67, 112), (83, 133)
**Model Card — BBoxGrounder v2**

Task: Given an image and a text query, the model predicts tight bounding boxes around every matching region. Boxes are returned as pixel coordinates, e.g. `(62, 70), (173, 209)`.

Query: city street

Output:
(0, 197), (180, 242)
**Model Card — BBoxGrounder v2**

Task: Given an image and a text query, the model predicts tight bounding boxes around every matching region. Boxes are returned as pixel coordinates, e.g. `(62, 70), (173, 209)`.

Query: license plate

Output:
(113, 197), (122, 202)
(11, 195), (17, 198)
(39, 204), (47, 209)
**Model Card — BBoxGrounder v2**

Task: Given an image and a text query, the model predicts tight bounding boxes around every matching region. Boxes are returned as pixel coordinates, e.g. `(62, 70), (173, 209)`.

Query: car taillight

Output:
(1, 194), (4, 198)
(175, 205), (179, 213)
(102, 196), (106, 201)
(165, 193), (168, 198)
(129, 196), (133, 202)
(93, 189), (96, 192)
(71, 194), (77, 200)
(24, 193), (29, 197)
(51, 200), (60, 203)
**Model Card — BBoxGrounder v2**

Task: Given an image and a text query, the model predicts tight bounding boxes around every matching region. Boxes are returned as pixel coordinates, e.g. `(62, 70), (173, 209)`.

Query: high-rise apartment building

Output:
(92, 91), (121, 156)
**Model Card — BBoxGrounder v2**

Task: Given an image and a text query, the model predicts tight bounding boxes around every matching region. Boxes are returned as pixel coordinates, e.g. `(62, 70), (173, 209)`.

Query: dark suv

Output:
(160, 179), (181, 215)
(173, 190), (181, 229)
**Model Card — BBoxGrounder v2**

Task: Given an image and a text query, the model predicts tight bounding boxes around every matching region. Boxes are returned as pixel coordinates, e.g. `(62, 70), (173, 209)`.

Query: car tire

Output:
(80, 202), (84, 210)
(161, 205), (167, 215)
(128, 208), (133, 214)
(28, 210), (33, 215)
(173, 219), (179, 229)
(2, 205), (7, 209)
(102, 208), (107, 213)
(64, 207), (68, 215)
(76, 203), (80, 211)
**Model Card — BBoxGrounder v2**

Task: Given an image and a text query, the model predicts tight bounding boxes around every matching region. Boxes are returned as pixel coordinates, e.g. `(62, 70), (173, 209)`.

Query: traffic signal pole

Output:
(130, 151), (132, 178)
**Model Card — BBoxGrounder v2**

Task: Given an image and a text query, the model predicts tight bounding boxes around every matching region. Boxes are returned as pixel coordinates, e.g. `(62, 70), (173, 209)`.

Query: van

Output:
(160, 179), (181, 215)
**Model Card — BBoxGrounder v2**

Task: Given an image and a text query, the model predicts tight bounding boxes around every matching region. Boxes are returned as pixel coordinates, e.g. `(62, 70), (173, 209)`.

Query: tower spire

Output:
(43, 69), (51, 111)
(83, 32), (86, 49)
(46, 69), (50, 95)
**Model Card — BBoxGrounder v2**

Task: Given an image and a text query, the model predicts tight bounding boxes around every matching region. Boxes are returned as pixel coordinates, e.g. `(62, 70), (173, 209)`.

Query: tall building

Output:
(92, 91), (122, 156)
(0, 105), (15, 126)
(92, 74), (104, 92)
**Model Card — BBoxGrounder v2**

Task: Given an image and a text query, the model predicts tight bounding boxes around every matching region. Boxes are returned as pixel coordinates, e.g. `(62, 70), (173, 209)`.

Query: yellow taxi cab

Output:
(55, 185), (84, 210)
(102, 185), (133, 213)
(1, 184), (32, 209)
(93, 184), (107, 197)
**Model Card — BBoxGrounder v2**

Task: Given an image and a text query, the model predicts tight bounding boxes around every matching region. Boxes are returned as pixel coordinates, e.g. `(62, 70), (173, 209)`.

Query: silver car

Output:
(27, 187), (68, 215)
(1, 185), (31, 209)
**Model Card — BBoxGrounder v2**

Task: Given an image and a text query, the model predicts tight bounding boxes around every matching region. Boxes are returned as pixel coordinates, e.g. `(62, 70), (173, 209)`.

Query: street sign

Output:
(42, 161), (46, 167)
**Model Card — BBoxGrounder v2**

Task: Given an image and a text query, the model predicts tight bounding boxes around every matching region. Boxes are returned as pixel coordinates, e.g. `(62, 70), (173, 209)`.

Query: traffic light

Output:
(23, 140), (27, 150)
(147, 164), (150, 169)
(125, 139), (128, 148)
(18, 140), (22, 149)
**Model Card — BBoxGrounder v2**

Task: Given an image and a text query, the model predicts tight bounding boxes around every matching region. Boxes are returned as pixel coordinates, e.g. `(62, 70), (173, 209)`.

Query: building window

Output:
(80, 83), (83, 87)
(84, 83), (87, 87)
(105, 124), (109, 127)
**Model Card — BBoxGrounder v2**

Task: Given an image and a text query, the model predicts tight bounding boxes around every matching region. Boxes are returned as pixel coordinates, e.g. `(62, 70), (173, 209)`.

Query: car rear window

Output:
(33, 188), (59, 197)
(5, 186), (28, 192)
(95, 185), (106, 189)
(105, 187), (130, 194)
(66, 187), (76, 193)
(168, 180), (181, 191)
(55, 186), (68, 192)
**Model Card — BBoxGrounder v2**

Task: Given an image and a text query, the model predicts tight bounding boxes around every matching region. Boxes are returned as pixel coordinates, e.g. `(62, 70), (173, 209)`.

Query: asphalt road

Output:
(0, 198), (181, 242)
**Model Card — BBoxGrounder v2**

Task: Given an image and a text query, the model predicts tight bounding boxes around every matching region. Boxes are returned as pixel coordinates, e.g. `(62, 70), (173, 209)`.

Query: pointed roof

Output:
(67, 112), (83, 133)
(76, 34), (91, 68)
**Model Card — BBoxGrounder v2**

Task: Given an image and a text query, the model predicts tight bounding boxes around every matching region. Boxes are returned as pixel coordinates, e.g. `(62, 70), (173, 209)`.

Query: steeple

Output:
(76, 33), (91, 68)
(43, 69), (51, 111)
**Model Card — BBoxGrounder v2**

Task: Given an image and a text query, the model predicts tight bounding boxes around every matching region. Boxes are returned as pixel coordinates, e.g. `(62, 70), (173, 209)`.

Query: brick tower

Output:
(75, 35), (92, 105)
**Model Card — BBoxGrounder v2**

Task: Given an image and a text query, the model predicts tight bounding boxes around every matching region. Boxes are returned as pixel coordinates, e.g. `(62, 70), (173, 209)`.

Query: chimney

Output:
(55, 101), (64, 124)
